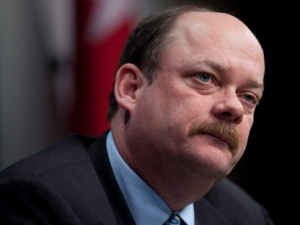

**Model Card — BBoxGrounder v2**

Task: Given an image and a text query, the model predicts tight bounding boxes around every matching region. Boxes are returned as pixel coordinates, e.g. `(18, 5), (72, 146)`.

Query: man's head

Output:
(108, 4), (265, 209)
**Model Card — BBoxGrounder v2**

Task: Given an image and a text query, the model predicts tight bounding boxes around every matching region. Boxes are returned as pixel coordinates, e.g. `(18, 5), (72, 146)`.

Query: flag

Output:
(72, 0), (139, 135)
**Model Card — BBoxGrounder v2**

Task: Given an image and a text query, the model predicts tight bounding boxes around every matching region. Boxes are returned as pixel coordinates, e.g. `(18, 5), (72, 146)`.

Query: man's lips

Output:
(203, 132), (232, 148)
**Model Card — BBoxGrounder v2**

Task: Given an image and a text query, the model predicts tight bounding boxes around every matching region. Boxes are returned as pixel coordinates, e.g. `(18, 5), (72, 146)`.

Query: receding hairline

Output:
(162, 9), (262, 59)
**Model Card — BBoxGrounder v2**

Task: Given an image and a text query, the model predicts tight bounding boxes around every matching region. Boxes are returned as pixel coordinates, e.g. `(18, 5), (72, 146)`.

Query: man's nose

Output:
(212, 91), (244, 124)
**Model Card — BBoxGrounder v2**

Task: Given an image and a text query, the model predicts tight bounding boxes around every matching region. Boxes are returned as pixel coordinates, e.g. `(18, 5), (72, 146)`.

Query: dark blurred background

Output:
(0, 1), (297, 224)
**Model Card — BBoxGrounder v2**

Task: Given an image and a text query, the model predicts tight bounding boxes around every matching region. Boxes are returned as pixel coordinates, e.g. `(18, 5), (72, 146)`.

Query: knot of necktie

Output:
(164, 213), (185, 225)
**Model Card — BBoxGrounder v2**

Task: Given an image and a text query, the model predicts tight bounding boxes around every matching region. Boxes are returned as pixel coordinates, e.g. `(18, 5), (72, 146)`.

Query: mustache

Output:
(188, 120), (240, 155)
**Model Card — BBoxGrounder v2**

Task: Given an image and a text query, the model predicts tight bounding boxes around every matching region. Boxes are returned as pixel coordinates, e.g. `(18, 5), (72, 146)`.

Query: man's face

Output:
(126, 12), (265, 180)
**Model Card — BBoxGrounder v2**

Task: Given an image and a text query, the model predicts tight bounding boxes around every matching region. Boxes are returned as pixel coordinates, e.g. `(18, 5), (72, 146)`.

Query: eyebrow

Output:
(202, 59), (265, 91)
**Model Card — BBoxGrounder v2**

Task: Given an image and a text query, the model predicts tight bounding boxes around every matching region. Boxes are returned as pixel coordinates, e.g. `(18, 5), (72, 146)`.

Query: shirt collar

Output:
(106, 131), (194, 225)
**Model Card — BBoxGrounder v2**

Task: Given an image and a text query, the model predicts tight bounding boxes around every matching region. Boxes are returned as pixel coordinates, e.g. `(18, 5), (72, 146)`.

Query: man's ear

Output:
(114, 63), (146, 112)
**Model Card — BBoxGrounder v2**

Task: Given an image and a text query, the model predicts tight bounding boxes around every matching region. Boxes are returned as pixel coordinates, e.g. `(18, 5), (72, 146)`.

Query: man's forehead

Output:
(175, 11), (246, 34)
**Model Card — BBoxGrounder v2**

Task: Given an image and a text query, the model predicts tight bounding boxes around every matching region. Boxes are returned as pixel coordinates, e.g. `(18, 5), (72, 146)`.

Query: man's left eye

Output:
(244, 94), (254, 103)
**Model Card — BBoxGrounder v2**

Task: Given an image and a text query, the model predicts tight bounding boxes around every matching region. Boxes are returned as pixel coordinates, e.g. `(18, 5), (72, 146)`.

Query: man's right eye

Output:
(197, 73), (212, 83)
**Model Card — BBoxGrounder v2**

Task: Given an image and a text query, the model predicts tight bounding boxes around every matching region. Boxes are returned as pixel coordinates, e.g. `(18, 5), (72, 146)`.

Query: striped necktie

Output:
(164, 213), (186, 225)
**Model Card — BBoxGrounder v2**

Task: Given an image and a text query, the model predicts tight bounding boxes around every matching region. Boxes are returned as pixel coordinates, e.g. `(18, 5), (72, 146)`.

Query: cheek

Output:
(133, 92), (184, 143)
(135, 81), (210, 139)
(238, 119), (254, 149)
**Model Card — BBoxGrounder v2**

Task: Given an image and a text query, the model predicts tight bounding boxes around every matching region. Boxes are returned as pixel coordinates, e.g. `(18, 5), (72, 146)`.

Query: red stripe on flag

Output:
(72, 0), (139, 135)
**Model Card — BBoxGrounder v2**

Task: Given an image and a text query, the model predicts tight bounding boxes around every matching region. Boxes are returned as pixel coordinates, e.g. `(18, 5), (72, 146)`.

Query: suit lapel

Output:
(87, 131), (136, 225)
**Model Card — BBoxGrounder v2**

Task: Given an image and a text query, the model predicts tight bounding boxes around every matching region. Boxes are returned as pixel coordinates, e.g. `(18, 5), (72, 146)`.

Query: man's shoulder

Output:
(0, 132), (116, 225)
(198, 178), (273, 224)
(0, 133), (102, 179)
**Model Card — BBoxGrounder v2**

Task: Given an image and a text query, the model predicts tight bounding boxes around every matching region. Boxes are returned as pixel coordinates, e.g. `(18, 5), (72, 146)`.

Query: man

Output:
(0, 4), (274, 225)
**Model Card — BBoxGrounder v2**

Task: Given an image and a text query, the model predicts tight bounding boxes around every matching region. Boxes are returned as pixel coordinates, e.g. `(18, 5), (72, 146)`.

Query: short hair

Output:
(107, 5), (216, 120)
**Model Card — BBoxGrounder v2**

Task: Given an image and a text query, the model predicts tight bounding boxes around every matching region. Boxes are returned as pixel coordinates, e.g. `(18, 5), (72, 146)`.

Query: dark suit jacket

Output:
(0, 131), (274, 225)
